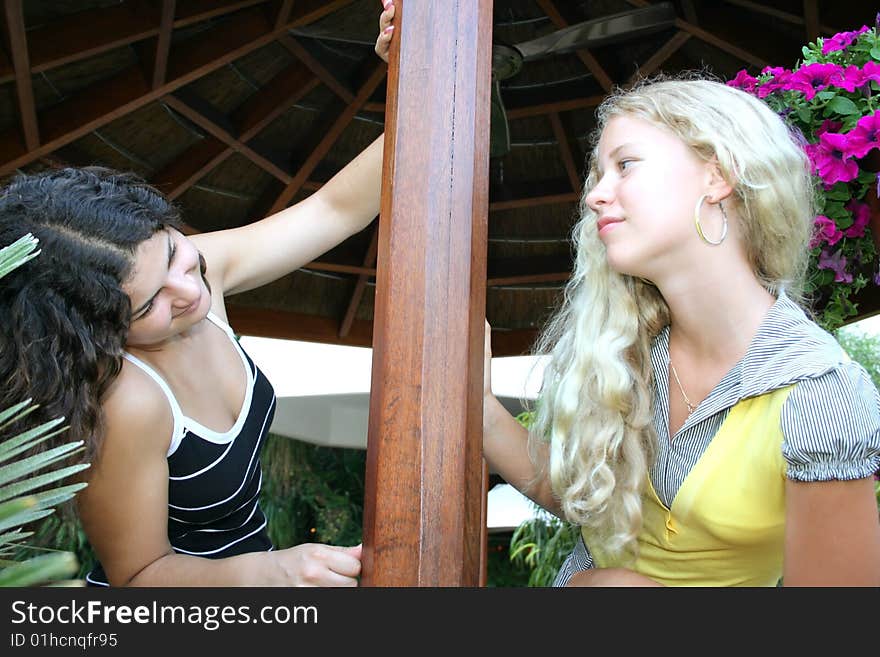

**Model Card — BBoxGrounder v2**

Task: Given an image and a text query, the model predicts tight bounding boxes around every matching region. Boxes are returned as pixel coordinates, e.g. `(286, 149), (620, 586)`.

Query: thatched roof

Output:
(2, 0), (876, 355)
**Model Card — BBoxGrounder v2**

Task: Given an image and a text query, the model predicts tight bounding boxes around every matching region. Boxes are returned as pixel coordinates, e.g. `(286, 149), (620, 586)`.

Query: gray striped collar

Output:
(652, 292), (847, 430)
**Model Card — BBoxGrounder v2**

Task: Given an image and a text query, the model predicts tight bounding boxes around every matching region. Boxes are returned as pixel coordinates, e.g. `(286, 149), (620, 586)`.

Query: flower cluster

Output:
(728, 22), (880, 330)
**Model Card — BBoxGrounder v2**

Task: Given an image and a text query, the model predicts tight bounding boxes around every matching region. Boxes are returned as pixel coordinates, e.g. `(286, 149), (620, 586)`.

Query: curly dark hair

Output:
(0, 167), (185, 464)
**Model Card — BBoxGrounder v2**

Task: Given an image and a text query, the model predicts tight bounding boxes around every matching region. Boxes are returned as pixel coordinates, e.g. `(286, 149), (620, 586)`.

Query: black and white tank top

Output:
(86, 312), (277, 586)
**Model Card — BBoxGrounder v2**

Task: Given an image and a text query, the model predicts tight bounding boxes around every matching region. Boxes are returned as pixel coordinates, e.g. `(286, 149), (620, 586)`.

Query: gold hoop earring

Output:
(694, 194), (728, 246)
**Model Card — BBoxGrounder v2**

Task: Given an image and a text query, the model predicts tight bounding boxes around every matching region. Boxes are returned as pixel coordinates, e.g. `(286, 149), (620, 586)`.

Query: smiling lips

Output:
(597, 217), (624, 233)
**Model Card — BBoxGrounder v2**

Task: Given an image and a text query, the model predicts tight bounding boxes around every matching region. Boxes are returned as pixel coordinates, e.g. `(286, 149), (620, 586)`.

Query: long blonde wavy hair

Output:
(530, 76), (816, 559)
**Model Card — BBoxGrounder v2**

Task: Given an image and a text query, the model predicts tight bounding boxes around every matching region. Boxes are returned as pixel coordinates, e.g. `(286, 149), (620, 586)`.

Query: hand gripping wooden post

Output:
(361, 0), (494, 586)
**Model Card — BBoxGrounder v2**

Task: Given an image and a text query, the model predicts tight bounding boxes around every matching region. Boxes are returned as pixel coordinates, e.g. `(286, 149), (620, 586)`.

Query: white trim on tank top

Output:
(122, 311), (255, 456)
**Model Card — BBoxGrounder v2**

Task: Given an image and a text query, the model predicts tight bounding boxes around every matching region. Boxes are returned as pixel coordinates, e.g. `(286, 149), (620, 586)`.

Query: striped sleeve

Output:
(780, 360), (880, 481)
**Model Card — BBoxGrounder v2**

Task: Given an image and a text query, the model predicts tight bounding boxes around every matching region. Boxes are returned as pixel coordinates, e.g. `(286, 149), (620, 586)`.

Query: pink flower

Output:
(727, 69), (758, 93)
(836, 61), (880, 92)
(811, 215), (844, 247)
(805, 133), (860, 185)
(845, 111), (880, 159)
(756, 67), (793, 98)
(818, 248), (853, 283)
(785, 63), (844, 99)
(816, 120), (843, 136)
(821, 26), (870, 54)
(844, 200), (871, 238)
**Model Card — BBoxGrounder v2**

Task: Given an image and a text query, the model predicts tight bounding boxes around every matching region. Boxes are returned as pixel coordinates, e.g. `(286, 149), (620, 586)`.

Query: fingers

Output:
(374, 1), (395, 63)
(379, 1), (395, 30)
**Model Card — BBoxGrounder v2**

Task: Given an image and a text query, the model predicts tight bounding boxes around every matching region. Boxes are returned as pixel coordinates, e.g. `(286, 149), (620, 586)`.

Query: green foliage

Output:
(259, 433), (365, 548)
(1, 234), (89, 586)
(505, 407), (579, 586)
(835, 324), (880, 391)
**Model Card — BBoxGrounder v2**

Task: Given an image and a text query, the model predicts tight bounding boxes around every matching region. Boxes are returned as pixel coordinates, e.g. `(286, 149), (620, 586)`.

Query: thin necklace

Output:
(670, 362), (697, 415)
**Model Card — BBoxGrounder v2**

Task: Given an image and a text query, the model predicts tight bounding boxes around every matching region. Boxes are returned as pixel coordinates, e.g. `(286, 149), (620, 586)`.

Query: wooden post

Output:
(361, 0), (493, 586)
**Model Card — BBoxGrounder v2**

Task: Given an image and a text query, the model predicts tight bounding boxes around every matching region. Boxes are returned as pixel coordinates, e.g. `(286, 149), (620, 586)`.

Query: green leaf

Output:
(0, 440), (83, 484)
(0, 234), (40, 280)
(0, 508), (54, 535)
(0, 420), (69, 465)
(826, 96), (860, 116)
(0, 552), (78, 587)
(871, 46), (880, 60)
(796, 106), (812, 124)
(0, 465), (89, 504)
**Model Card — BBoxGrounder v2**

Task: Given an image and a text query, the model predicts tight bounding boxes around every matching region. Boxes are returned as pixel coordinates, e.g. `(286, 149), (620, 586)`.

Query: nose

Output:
(167, 266), (200, 309)
(585, 173), (613, 213)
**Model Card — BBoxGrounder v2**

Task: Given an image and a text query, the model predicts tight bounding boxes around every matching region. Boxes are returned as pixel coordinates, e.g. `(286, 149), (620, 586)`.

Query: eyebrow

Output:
(131, 233), (174, 319)
(595, 143), (634, 176)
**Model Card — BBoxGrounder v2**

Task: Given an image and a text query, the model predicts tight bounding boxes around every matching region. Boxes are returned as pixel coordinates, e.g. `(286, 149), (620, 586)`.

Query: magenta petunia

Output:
(846, 111), (880, 159)
(727, 69), (758, 93)
(805, 133), (860, 185)
(816, 119), (843, 136)
(843, 200), (871, 238)
(818, 248), (853, 283)
(756, 68), (793, 98)
(821, 25), (870, 54)
(811, 214), (844, 247)
(785, 63), (845, 99)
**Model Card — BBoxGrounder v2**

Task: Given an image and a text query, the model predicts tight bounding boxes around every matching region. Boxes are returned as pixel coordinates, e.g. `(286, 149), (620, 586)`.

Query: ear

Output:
(703, 157), (734, 204)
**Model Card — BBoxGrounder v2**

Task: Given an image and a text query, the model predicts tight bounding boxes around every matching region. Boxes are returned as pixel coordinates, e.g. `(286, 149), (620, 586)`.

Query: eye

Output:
(133, 301), (154, 321)
(618, 158), (634, 172)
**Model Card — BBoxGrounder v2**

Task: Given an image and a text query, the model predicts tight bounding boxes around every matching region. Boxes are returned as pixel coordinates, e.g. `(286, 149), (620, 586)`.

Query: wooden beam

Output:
(489, 191), (579, 212)
(279, 35), (355, 103)
(288, 0), (356, 28)
(548, 112), (582, 192)
(362, 0), (493, 586)
(152, 137), (232, 200)
(0, 5), (341, 176)
(628, 30), (691, 86)
(506, 96), (605, 120)
(274, 0), (295, 30)
(163, 94), (292, 183)
(623, 0), (768, 68)
(174, 0), (272, 28)
(339, 225), (380, 338)
(720, 0), (837, 35)
(267, 63), (387, 215)
(3, 0), (38, 151)
(680, 0), (699, 25)
(226, 305), (373, 347)
(152, 0), (176, 89)
(227, 305), (540, 357)
(153, 62), (319, 201)
(488, 272), (570, 286)
(535, 0), (614, 92)
(803, 0), (820, 43)
(232, 62), (320, 139)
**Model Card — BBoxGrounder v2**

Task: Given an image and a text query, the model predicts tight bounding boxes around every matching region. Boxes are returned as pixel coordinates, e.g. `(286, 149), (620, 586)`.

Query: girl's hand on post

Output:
(375, 1), (395, 63)
(270, 543), (362, 586)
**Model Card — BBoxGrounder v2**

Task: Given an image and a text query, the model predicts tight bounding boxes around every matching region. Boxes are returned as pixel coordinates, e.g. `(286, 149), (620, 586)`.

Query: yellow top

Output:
(588, 384), (795, 586)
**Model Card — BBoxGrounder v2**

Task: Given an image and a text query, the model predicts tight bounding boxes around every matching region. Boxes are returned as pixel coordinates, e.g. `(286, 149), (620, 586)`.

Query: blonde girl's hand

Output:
(375, 1), (396, 63)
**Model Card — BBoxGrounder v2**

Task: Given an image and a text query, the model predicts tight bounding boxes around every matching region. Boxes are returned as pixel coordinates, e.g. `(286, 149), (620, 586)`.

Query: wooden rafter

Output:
(489, 191), (579, 212)
(535, 0), (614, 92)
(279, 35), (355, 103)
(163, 94), (293, 184)
(153, 62), (319, 200)
(628, 30), (691, 85)
(274, 0), (296, 30)
(0, 1), (286, 85)
(152, 0), (177, 90)
(623, 0), (768, 69)
(339, 225), (379, 338)
(267, 63), (387, 215)
(803, 0), (820, 43)
(3, 0), (38, 151)
(548, 112), (583, 192)
(720, 0), (837, 35)
(0, 4), (353, 177)
(506, 96), (605, 120)
(225, 305), (540, 357)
